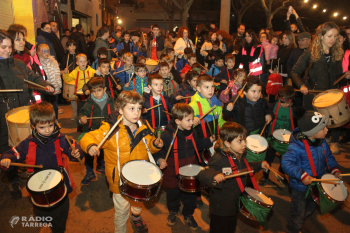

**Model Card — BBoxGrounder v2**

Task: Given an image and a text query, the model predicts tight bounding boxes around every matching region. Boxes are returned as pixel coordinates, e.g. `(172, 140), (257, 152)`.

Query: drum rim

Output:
(5, 106), (31, 126)
(243, 188), (274, 208)
(178, 186), (201, 193)
(312, 89), (345, 109)
(239, 205), (257, 221)
(155, 126), (167, 130)
(272, 129), (291, 144)
(26, 168), (64, 195)
(178, 164), (204, 178)
(318, 174), (348, 202)
(246, 134), (269, 153)
(31, 184), (67, 208)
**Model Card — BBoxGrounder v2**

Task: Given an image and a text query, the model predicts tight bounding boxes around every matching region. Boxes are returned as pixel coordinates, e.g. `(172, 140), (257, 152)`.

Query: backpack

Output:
(266, 59), (283, 95)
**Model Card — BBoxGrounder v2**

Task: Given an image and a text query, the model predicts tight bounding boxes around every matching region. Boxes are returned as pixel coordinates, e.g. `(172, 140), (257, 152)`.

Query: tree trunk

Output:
(236, 12), (242, 26)
(181, 7), (189, 26)
(266, 13), (273, 28)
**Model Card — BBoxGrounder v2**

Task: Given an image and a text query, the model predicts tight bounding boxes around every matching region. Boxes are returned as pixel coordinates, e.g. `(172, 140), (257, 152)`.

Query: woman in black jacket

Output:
(194, 23), (208, 65)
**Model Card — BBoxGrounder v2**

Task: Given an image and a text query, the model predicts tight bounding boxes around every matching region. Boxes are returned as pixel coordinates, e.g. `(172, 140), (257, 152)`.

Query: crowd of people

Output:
(0, 6), (350, 233)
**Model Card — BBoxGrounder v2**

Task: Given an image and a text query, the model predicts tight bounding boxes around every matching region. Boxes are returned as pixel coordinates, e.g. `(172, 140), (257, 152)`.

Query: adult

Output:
(345, 25), (350, 41)
(291, 22), (350, 154)
(93, 27), (116, 61)
(0, 30), (54, 198)
(146, 24), (172, 60)
(209, 22), (219, 33)
(216, 30), (234, 55)
(69, 24), (88, 56)
(194, 23), (209, 65)
(285, 7), (305, 35)
(61, 29), (71, 51)
(36, 22), (56, 58)
(174, 26), (195, 59)
(339, 27), (350, 51)
(48, 21), (65, 63)
(50, 21), (60, 39)
(237, 24), (246, 39)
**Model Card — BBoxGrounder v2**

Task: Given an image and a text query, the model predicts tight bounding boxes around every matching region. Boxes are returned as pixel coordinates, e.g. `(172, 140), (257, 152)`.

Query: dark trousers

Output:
(42, 94), (58, 119)
(263, 147), (284, 179)
(286, 189), (317, 233)
(85, 149), (105, 173)
(210, 213), (238, 233)
(166, 187), (197, 217)
(33, 196), (69, 233)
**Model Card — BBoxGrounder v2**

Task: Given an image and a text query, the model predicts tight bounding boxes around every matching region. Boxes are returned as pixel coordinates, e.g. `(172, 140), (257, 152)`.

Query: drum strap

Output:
(171, 80), (177, 92)
(197, 102), (207, 138)
(107, 76), (114, 99)
(0, 74), (9, 109)
(322, 145), (330, 171)
(270, 103), (294, 135)
(186, 93), (189, 104)
(150, 95), (170, 129)
(226, 68), (231, 81)
(302, 139), (318, 177)
(74, 72), (79, 95)
(243, 158), (260, 191)
(89, 104), (95, 128)
(133, 78), (136, 92)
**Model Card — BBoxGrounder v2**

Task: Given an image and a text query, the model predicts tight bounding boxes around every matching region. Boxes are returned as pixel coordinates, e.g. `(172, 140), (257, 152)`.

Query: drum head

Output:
(76, 89), (84, 95)
(179, 164), (204, 176)
(313, 90), (343, 108)
(122, 160), (162, 185)
(245, 187), (274, 205)
(321, 174), (348, 201)
(7, 106), (30, 123)
(145, 58), (158, 65)
(273, 129), (291, 142)
(246, 134), (268, 152)
(27, 169), (62, 192)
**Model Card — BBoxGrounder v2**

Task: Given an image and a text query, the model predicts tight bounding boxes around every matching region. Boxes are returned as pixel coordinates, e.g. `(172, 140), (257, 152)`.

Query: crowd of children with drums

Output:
(1, 12), (350, 233)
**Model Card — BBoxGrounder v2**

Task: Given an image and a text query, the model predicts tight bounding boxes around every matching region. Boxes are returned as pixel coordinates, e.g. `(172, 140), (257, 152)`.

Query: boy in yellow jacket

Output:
(80, 91), (163, 233)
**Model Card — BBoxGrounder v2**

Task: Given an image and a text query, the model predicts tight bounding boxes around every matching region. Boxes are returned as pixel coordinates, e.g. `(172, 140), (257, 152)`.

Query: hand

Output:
(154, 138), (163, 148)
(142, 108), (147, 114)
(71, 149), (80, 158)
(302, 175), (313, 186)
(300, 85), (308, 95)
(30, 50), (36, 57)
(0, 159), (11, 169)
(80, 116), (88, 125)
(88, 145), (100, 156)
(224, 89), (230, 95)
(46, 86), (55, 93)
(292, 9), (299, 18)
(335, 172), (341, 179)
(261, 161), (269, 170)
(204, 67), (209, 73)
(266, 60), (270, 65)
(193, 117), (201, 126)
(210, 135), (216, 142)
(117, 85), (122, 90)
(265, 115), (272, 124)
(226, 103), (234, 111)
(125, 83), (130, 88)
(85, 90), (90, 95)
(214, 173), (226, 183)
(202, 51), (208, 56)
(133, 52), (138, 56)
(113, 48), (117, 53)
(158, 158), (167, 169)
(345, 71), (350, 79)
(221, 79), (228, 84)
(64, 68), (68, 74)
(176, 95), (183, 100)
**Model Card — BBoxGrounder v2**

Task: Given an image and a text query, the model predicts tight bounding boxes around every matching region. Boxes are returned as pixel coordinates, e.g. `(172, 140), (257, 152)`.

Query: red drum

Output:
(203, 142), (216, 164)
(76, 90), (88, 101)
(119, 160), (163, 202)
(178, 164), (204, 192)
(26, 168), (67, 208)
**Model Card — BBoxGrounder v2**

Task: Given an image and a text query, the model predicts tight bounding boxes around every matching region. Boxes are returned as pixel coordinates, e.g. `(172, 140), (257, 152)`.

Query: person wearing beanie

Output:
(281, 110), (341, 233)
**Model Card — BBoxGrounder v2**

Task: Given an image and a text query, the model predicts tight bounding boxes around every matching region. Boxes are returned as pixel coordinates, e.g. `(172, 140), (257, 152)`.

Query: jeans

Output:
(286, 189), (317, 233)
(166, 187), (197, 216)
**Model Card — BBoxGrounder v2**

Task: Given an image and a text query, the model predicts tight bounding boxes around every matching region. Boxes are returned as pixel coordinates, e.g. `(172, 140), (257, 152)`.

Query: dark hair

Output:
(238, 23), (245, 29)
(196, 74), (213, 87)
(260, 32), (270, 41)
(8, 24), (27, 35)
(243, 76), (263, 92)
(66, 39), (76, 47)
(89, 77), (105, 90)
(97, 27), (109, 37)
(98, 58), (110, 67)
(191, 63), (202, 72)
(244, 29), (259, 47)
(159, 54), (167, 61)
(64, 29), (70, 33)
(172, 103), (194, 121)
(225, 53), (235, 62)
(159, 62), (169, 69)
(97, 47), (108, 56)
(187, 53), (196, 60)
(0, 29), (13, 47)
(7, 30), (24, 42)
(169, 32), (176, 38)
(220, 122), (247, 143)
(40, 22), (50, 29)
(75, 24), (83, 32)
(278, 85), (295, 100)
(122, 31), (130, 37)
(195, 23), (207, 36)
(185, 70), (199, 82)
(118, 49), (126, 58)
(71, 27), (76, 31)
(148, 73), (163, 85)
(152, 24), (160, 30)
(339, 27), (350, 51)
(233, 68), (247, 79)
(115, 29), (122, 34)
(166, 48), (175, 54)
(184, 47), (193, 55)
(136, 56), (146, 63)
(134, 63), (146, 72)
(29, 102), (56, 126)
(212, 40), (220, 47)
(215, 54), (224, 62)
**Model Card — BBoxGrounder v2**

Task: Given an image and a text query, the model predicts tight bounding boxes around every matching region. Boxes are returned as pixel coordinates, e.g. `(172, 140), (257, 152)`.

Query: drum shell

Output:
(63, 81), (76, 100)
(239, 189), (273, 221)
(76, 94), (88, 101)
(5, 106), (32, 147)
(178, 174), (201, 193)
(145, 59), (158, 72)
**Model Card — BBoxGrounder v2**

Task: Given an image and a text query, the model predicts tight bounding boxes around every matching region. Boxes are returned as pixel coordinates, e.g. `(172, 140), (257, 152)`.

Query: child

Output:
(197, 122), (268, 233)
(171, 70), (198, 104)
(60, 39), (77, 73)
(204, 40), (223, 69)
(37, 44), (62, 119)
(281, 111), (340, 233)
(190, 74), (225, 139)
(166, 48), (175, 59)
(131, 31), (146, 58)
(114, 52), (134, 85)
(219, 68), (246, 103)
(116, 30), (135, 53)
(91, 47), (108, 70)
(176, 47), (192, 73)
(124, 63), (148, 95)
(180, 53), (197, 79)
(113, 49), (126, 70)
(158, 62), (179, 97)
(0, 102), (83, 232)
(259, 85), (296, 186)
(79, 91), (163, 233)
(153, 103), (215, 230)
(149, 54), (167, 74)
(214, 54), (236, 91)
(164, 55), (182, 85)
(136, 55), (146, 64)
(78, 77), (115, 184)
(142, 73), (173, 129)
(206, 54), (224, 77)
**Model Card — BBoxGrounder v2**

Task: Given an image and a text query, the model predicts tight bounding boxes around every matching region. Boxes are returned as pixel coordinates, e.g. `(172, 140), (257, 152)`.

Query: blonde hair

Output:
(283, 31), (297, 50)
(123, 52), (133, 60)
(76, 53), (87, 61)
(311, 22), (344, 62)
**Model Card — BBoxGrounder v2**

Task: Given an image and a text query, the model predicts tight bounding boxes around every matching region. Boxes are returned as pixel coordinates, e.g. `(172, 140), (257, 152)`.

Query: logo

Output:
(9, 215), (53, 228)
(9, 216), (20, 228)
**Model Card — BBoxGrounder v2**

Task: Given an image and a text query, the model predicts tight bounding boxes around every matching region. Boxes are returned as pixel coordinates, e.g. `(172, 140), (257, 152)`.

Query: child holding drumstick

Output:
(197, 122), (268, 233)
(79, 91), (163, 233)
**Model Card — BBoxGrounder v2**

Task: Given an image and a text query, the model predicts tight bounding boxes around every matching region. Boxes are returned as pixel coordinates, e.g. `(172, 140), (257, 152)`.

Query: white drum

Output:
(178, 164), (204, 192)
(246, 134), (268, 162)
(63, 80), (76, 100)
(119, 160), (163, 201)
(5, 106), (32, 147)
(313, 89), (350, 128)
(272, 129), (291, 144)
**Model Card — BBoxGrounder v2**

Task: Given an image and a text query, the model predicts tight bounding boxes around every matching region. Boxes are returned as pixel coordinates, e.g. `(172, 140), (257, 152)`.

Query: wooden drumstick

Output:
(232, 82), (247, 106)
(66, 53), (69, 69)
(65, 135), (83, 165)
(205, 119), (213, 137)
(86, 117), (105, 119)
(213, 170), (254, 185)
(180, 96), (192, 99)
(165, 127), (179, 161)
(114, 68), (131, 75)
(146, 104), (162, 111)
(98, 116), (124, 149)
(163, 111), (172, 116)
(267, 166), (284, 180)
(340, 173), (350, 177)
(0, 89), (23, 92)
(333, 73), (347, 86)
(199, 105), (217, 121)
(260, 121), (269, 137)
(109, 75), (119, 87)
(24, 80), (47, 90)
(10, 163), (43, 168)
(127, 73), (135, 85)
(294, 89), (323, 94)
(311, 178), (341, 182)
(163, 88), (171, 92)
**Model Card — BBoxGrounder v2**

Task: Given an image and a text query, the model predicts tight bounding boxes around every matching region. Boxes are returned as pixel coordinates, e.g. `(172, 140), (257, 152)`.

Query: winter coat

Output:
(142, 92), (173, 128)
(170, 81), (196, 104)
(69, 31), (88, 55)
(153, 123), (212, 188)
(36, 29), (56, 58)
(200, 41), (224, 57)
(60, 52), (77, 72)
(281, 128), (340, 192)
(176, 57), (188, 73)
(287, 48), (304, 77)
(146, 35), (172, 59)
(79, 112), (161, 193)
(113, 64), (134, 85)
(90, 71), (123, 99)
(93, 37), (113, 61)
(51, 33), (65, 63)
(235, 44), (262, 73)
(214, 67), (234, 91)
(262, 40), (278, 61)
(111, 32), (122, 44)
(123, 75), (148, 95)
(271, 45), (294, 74)
(62, 66), (96, 92)
(174, 38), (195, 57)
(162, 72), (179, 97)
(206, 64), (222, 77)
(116, 40), (135, 54)
(61, 36), (69, 51)
(170, 66), (182, 85)
(39, 56), (62, 93)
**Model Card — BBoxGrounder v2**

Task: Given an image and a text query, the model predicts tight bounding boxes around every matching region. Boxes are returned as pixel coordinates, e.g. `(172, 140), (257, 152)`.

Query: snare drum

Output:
(76, 89), (88, 101)
(5, 106), (32, 147)
(239, 187), (274, 221)
(119, 160), (162, 202)
(178, 164), (204, 192)
(26, 169), (67, 208)
(310, 173), (348, 214)
(154, 126), (166, 139)
(246, 134), (268, 162)
(312, 89), (350, 128)
(145, 58), (158, 72)
(63, 80), (76, 100)
(203, 141), (216, 164)
(271, 129), (291, 156)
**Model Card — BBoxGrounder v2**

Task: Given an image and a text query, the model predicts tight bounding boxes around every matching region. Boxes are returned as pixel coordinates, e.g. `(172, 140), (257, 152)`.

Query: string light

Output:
(334, 13), (338, 17)
(118, 19), (122, 24)
(323, 9), (326, 12)
(344, 17), (348, 20)
(313, 4), (317, 9)
(304, 0), (308, 2)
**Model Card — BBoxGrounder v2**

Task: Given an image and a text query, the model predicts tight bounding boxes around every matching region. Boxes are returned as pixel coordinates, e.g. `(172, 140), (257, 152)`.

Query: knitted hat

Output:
(298, 111), (327, 136)
(297, 32), (311, 40)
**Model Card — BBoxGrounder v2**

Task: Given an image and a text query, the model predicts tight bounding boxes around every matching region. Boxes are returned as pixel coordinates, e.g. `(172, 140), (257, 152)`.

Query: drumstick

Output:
(107, 49), (114, 50)
(232, 82), (247, 106)
(260, 122), (269, 137)
(127, 73), (135, 85)
(0, 89), (23, 92)
(66, 53), (69, 69)
(199, 105), (217, 121)
(180, 96), (192, 99)
(10, 163), (43, 168)
(64, 135), (83, 165)
(114, 68), (131, 75)
(205, 119), (213, 136)
(24, 80), (47, 90)
(146, 104), (162, 111)
(163, 88), (171, 92)
(213, 170), (254, 185)
(340, 173), (350, 177)
(294, 89), (323, 94)
(79, 77), (91, 80)
(267, 166), (284, 180)
(165, 127), (179, 161)
(86, 117), (105, 119)
(109, 75), (119, 87)
(311, 179), (341, 182)
(163, 111), (172, 116)
(98, 116), (124, 149)
(333, 73), (347, 86)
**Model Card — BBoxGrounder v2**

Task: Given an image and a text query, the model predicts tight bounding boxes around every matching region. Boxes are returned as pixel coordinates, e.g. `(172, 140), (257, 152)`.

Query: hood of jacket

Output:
(37, 29), (54, 41)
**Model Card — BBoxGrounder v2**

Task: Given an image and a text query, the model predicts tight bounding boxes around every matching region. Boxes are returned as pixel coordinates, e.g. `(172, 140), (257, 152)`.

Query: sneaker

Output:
(81, 172), (97, 185)
(130, 215), (148, 232)
(58, 108), (64, 114)
(70, 114), (77, 120)
(330, 143), (340, 155)
(184, 215), (198, 231)
(196, 196), (203, 207)
(167, 212), (177, 226)
(96, 166), (105, 175)
(259, 177), (268, 186)
(10, 183), (22, 199)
